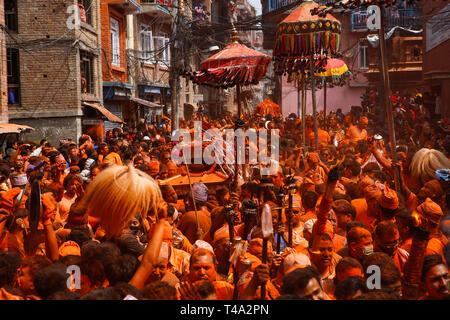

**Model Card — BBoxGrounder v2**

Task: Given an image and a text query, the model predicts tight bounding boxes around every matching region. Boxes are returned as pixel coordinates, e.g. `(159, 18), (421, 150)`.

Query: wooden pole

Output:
(378, 5), (400, 192)
(236, 84), (242, 119)
(298, 74), (302, 120)
(261, 237), (268, 300)
(301, 73), (306, 153)
(310, 53), (319, 151)
(324, 81), (327, 131)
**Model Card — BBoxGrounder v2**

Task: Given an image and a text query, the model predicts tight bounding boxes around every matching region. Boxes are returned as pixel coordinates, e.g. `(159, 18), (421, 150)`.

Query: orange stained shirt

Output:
(345, 125), (368, 144)
(308, 129), (331, 147)
(352, 198), (377, 232)
(213, 281), (235, 300)
(168, 245), (191, 277)
(178, 210), (212, 245)
(104, 152), (123, 166)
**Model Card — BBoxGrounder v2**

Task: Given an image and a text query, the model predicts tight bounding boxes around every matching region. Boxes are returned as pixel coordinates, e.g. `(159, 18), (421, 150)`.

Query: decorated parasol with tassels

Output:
(313, 58), (352, 129)
(184, 26), (271, 118)
(273, 0), (342, 151)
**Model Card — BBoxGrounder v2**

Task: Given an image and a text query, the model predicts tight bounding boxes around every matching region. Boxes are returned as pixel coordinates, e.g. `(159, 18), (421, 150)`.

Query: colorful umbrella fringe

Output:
(183, 42), (271, 88)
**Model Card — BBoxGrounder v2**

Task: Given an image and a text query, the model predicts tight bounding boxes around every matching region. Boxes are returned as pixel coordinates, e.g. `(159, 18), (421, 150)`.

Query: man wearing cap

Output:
(178, 182), (212, 244)
(415, 198), (448, 262)
(379, 185), (400, 223)
(303, 153), (327, 185)
(345, 116), (368, 144)
(9, 155), (28, 189)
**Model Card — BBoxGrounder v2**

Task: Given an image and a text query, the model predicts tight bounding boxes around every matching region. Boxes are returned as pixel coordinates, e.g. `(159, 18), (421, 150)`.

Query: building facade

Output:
(420, 0), (450, 119)
(4, 0), (105, 144)
(261, 0), (423, 118)
(0, 0), (8, 122)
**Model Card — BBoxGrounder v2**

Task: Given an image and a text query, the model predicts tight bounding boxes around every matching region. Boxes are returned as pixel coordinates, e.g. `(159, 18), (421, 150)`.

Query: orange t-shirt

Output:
(352, 198), (377, 232)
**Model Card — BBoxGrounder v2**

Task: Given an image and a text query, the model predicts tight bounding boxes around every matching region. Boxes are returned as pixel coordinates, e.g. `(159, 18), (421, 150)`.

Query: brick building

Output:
(126, 0), (172, 124)
(0, 0), (8, 122)
(100, 0), (142, 129)
(3, 0), (110, 145)
(420, 0), (450, 119)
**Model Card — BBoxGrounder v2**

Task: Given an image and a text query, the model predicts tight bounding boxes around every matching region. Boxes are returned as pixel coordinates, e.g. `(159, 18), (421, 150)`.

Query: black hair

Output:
(346, 221), (369, 234)
(334, 276), (368, 300)
(374, 220), (398, 241)
(422, 254), (445, 282)
(104, 254), (139, 286)
(195, 280), (216, 299)
(79, 258), (106, 288)
(142, 281), (177, 300)
(333, 200), (357, 220)
(0, 252), (22, 288)
(346, 161), (361, 177)
(80, 240), (102, 260)
(335, 257), (363, 281)
(33, 263), (70, 299)
(276, 294), (306, 300)
(113, 282), (143, 300)
(98, 241), (122, 268)
(47, 291), (81, 300)
(80, 287), (121, 300)
(281, 266), (322, 295)
(354, 289), (401, 300)
(302, 191), (318, 210)
(66, 226), (92, 247)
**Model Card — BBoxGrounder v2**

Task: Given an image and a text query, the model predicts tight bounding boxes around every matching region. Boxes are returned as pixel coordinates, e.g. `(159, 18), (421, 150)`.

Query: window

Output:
(110, 18), (120, 67)
(80, 51), (94, 94)
(78, 0), (92, 25)
(5, 0), (18, 32)
(358, 43), (368, 70)
(140, 24), (154, 62)
(154, 34), (170, 66)
(7, 48), (20, 104)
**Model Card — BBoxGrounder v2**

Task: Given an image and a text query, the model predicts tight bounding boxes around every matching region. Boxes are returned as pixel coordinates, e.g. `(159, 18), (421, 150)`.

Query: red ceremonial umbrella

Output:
(185, 27), (271, 118)
(255, 99), (281, 117)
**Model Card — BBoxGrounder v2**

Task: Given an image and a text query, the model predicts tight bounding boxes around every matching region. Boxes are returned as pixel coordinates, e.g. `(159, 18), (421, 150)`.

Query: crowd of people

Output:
(0, 88), (449, 300)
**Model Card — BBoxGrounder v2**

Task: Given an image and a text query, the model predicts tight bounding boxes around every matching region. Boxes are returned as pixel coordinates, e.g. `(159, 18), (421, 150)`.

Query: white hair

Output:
(83, 165), (162, 239)
(410, 148), (450, 184)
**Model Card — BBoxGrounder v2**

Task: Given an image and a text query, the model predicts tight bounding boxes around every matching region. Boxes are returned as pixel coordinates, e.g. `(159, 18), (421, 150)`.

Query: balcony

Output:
(351, 8), (422, 31)
(141, 0), (173, 18)
(266, 0), (334, 13)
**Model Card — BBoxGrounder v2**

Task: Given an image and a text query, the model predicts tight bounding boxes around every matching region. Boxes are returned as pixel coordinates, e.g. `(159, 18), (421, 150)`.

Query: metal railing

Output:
(266, 0), (334, 12)
(351, 8), (422, 31)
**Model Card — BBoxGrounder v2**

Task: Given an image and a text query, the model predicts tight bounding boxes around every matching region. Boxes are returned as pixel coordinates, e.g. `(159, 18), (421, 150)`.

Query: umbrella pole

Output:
(301, 72), (306, 154)
(297, 74), (302, 121)
(324, 82), (327, 131)
(310, 53), (319, 151)
(236, 84), (242, 119)
(378, 5), (400, 192)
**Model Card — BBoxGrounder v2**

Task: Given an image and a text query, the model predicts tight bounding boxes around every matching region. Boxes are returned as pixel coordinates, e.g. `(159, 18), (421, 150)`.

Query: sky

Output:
(247, 0), (262, 15)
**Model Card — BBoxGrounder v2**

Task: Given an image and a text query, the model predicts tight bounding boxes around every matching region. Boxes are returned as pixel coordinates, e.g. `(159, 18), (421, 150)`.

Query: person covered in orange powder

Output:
(182, 247), (234, 300)
(345, 116), (368, 144)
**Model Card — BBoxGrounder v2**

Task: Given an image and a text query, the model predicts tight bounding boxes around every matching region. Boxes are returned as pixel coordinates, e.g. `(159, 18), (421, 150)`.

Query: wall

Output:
(5, 0), (103, 143)
(421, 0), (450, 118)
(100, 0), (129, 83)
(281, 75), (363, 118)
(14, 116), (82, 145)
(0, 0), (8, 122)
